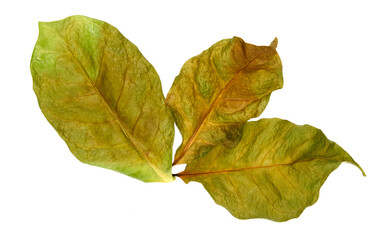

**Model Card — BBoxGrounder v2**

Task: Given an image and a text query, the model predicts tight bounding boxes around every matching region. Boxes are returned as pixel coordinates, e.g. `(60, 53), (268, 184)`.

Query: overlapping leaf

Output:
(31, 15), (365, 221)
(31, 15), (174, 182)
(178, 118), (365, 221)
(166, 37), (283, 165)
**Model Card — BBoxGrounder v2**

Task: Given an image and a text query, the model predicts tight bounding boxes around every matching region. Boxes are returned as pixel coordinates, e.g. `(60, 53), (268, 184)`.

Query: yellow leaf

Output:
(167, 37), (283, 165)
(178, 118), (365, 221)
(31, 16), (174, 182)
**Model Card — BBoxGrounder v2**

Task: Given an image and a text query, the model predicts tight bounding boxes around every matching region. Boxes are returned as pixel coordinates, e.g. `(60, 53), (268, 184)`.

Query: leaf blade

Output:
(31, 15), (174, 182)
(167, 37), (283, 165)
(178, 118), (364, 221)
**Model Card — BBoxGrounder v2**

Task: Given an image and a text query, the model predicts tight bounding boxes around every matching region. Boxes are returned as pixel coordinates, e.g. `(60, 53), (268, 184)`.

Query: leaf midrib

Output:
(176, 158), (330, 177)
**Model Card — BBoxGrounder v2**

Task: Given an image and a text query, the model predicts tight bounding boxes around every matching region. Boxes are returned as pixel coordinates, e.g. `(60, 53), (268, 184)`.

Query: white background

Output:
(1, 0), (387, 239)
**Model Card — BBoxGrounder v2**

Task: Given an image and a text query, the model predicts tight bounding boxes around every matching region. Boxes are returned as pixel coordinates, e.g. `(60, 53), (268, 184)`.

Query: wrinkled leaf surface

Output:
(178, 118), (365, 221)
(31, 15), (174, 182)
(167, 37), (283, 165)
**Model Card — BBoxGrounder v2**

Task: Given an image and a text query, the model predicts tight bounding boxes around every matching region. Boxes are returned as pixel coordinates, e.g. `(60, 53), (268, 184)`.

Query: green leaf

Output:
(177, 118), (365, 221)
(166, 37), (283, 165)
(30, 15), (174, 183)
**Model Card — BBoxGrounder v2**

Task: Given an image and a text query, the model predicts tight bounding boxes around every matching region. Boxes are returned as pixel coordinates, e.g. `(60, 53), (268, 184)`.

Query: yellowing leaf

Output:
(166, 37), (283, 165)
(30, 15), (174, 183)
(177, 118), (365, 221)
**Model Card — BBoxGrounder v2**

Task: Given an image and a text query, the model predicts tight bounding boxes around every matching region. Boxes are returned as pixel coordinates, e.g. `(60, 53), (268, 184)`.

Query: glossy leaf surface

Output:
(167, 37), (283, 165)
(31, 15), (174, 182)
(178, 118), (365, 221)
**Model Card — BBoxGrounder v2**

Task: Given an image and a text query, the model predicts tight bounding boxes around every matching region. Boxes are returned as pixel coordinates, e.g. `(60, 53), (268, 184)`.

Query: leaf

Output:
(177, 118), (365, 221)
(166, 37), (283, 165)
(30, 15), (174, 183)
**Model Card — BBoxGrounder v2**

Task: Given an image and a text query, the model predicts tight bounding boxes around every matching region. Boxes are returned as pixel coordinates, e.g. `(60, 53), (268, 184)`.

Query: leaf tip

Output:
(357, 163), (367, 177)
(270, 37), (278, 48)
(37, 21), (46, 29)
(347, 157), (366, 177)
(37, 20), (53, 33)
